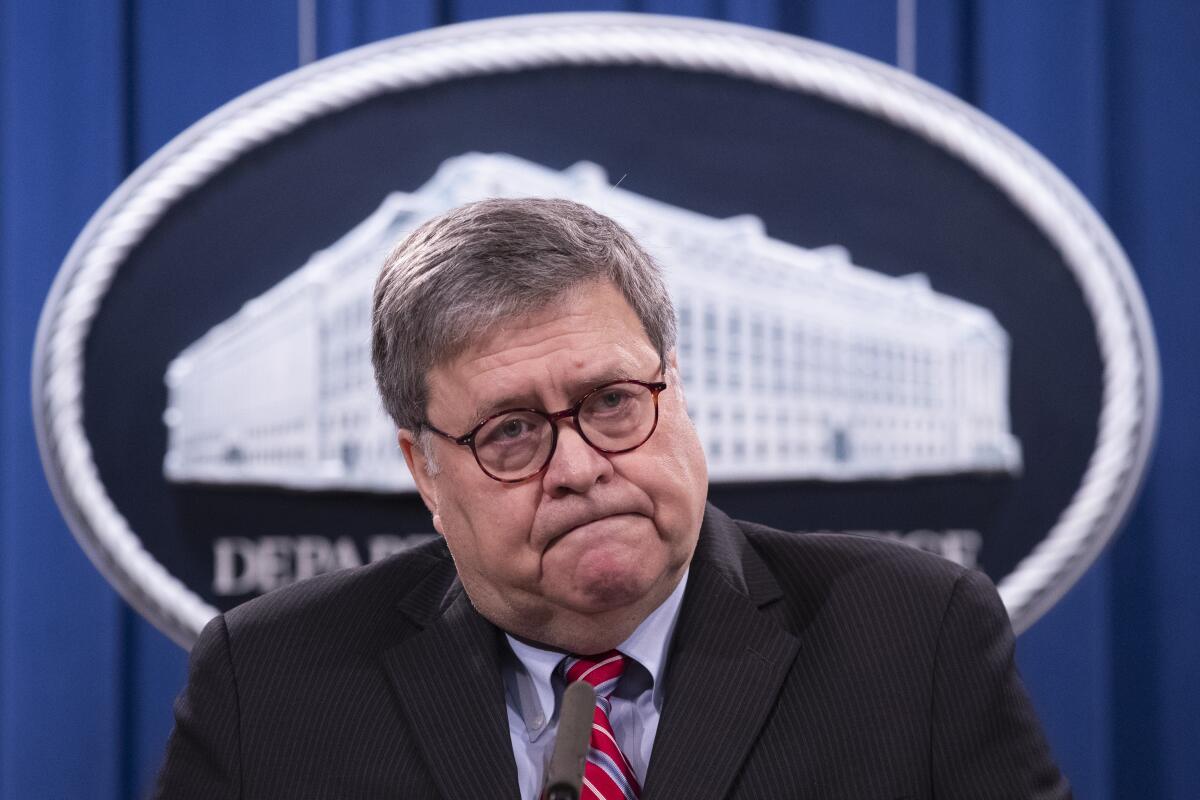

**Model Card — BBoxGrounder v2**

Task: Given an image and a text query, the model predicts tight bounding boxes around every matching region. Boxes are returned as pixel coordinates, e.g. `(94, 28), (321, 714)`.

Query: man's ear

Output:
(398, 429), (444, 536)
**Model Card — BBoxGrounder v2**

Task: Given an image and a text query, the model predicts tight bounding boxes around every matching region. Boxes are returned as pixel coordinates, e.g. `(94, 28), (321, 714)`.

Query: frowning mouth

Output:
(545, 512), (643, 547)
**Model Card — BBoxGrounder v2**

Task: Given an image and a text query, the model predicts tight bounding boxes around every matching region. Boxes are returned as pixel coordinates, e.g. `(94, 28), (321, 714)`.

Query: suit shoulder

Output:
(221, 536), (454, 646)
(739, 518), (966, 583)
(735, 518), (976, 628)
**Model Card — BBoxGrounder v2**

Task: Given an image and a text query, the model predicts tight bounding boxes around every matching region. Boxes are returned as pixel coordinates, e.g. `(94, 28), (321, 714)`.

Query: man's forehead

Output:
(422, 280), (660, 425)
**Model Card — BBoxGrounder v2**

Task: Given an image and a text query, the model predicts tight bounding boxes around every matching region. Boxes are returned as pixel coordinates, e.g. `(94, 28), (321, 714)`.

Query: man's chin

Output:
(559, 562), (665, 615)
(574, 582), (646, 613)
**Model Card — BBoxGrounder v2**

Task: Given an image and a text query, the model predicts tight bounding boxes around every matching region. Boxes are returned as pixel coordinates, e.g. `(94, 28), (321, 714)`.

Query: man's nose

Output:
(541, 420), (613, 496)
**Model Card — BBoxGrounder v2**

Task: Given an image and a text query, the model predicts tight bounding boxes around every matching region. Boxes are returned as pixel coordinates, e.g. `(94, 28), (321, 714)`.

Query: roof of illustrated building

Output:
(165, 152), (1020, 492)
(170, 153), (1007, 378)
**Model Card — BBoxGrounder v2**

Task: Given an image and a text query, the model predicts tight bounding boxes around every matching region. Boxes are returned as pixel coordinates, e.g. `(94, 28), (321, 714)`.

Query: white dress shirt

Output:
(501, 569), (690, 800)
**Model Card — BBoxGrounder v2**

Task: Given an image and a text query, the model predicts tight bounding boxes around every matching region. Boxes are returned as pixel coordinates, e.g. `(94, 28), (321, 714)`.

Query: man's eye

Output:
(600, 391), (626, 408)
(590, 389), (635, 414)
(498, 418), (530, 438)
(479, 413), (543, 449)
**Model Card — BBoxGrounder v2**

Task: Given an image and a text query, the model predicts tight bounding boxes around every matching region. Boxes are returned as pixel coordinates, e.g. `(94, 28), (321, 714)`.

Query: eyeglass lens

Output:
(473, 381), (658, 480)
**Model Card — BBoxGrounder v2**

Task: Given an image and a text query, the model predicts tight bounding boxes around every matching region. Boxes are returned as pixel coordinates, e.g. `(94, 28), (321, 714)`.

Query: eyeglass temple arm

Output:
(422, 423), (473, 446)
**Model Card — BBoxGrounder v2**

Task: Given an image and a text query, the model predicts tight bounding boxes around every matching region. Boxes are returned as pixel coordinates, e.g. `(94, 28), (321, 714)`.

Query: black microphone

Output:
(544, 680), (596, 800)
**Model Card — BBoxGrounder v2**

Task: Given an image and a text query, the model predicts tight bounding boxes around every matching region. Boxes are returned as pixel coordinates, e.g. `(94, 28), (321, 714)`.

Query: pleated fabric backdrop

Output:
(1, 2), (1196, 798)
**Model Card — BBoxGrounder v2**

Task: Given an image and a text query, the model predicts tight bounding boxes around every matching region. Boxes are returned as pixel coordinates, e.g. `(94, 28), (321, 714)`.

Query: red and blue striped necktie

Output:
(561, 651), (642, 800)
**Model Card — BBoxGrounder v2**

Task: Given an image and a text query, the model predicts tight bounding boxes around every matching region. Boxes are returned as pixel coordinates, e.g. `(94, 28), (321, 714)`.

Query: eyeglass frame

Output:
(422, 377), (669, 483)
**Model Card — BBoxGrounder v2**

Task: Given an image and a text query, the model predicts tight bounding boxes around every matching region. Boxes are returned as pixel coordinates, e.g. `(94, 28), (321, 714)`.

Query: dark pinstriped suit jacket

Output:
(156, 504), (1070, 799)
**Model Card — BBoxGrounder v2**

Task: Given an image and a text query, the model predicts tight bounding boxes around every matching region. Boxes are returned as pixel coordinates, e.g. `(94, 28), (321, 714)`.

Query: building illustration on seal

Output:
(162, 153), (1022, 493)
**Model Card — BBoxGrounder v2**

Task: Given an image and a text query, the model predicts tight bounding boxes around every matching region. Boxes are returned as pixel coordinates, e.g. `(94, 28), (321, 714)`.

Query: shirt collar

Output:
(506, 630), (565, 739)
(617, 567), (689, 711)
(504, 568), (690, 739)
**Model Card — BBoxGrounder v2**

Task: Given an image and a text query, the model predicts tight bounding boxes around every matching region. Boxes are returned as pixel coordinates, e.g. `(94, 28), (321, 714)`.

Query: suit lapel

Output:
(641, 507), (800, 800)
(381, 581), (521, 800)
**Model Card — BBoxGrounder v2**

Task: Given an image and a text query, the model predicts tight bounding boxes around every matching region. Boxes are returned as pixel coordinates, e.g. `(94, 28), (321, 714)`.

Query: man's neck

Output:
(478, 563), (690, 655)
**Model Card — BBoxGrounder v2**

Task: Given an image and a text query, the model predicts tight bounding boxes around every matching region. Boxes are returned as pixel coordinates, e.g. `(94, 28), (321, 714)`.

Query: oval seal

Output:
(33, 13), (1159, 647)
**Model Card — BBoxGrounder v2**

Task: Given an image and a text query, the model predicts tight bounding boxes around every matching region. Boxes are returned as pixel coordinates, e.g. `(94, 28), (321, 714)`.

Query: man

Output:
(156, 198), (1069, 798)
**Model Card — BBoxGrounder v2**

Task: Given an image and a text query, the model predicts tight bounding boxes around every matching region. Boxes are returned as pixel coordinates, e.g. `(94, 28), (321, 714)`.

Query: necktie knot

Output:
(562, 650), (626, 699)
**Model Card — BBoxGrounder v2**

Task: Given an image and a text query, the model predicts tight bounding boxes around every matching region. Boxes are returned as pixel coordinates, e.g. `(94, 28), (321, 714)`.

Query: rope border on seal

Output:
(32, 12), (1160, 646)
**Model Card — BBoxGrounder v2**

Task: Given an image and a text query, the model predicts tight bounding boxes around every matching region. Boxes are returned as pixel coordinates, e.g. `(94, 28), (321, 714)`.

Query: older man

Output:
(156, 199), (1069, 799)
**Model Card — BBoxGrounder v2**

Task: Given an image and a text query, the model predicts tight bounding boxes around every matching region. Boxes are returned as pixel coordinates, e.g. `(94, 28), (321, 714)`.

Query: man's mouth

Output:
(546, 512), (640, 547)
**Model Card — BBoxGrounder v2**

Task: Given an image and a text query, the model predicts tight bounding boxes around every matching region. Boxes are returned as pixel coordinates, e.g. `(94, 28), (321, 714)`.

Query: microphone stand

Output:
(543, 681), (596, 800)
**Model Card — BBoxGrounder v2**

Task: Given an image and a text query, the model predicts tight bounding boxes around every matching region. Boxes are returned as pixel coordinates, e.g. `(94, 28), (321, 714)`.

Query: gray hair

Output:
(371, 197), (678, 438)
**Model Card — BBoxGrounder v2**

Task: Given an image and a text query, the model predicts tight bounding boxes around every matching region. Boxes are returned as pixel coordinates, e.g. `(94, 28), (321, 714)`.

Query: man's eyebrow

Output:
(468, 392), (538, 425)
(467, 369), (633, 424)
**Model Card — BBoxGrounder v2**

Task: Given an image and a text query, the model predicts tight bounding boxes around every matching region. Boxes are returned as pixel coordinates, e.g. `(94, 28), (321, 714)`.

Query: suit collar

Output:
(641, 504), (800, 799)
(381, 505), (796, 800)
(689, 503), (783, 608)
(383, 569), (521, 800)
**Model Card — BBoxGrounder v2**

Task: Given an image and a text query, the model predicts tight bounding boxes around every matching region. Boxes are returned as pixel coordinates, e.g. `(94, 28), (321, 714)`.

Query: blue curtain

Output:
(1, 2), (1196, 797)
